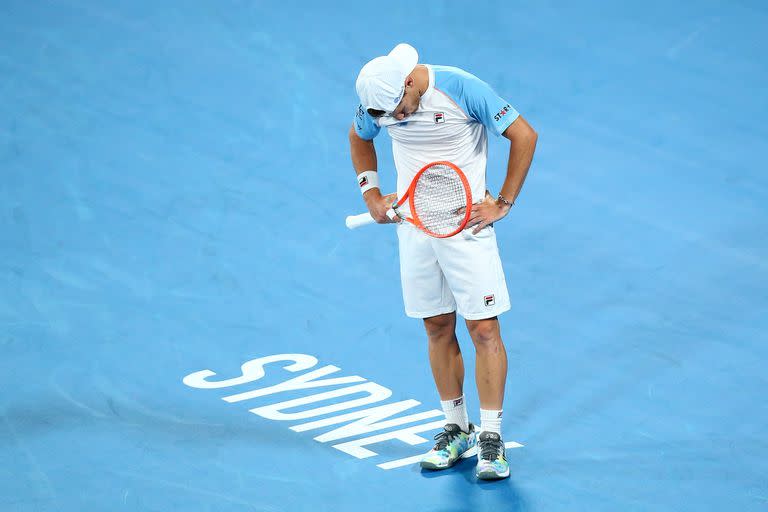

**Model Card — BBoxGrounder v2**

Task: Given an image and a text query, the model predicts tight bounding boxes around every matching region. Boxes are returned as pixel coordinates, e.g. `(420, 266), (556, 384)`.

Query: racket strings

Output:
(412, 164), (469, 236)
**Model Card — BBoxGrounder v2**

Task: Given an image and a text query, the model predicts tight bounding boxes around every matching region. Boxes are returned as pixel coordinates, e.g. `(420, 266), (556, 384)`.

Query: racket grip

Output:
(346, 212), (376, 229)
(345, 208), (397, 229)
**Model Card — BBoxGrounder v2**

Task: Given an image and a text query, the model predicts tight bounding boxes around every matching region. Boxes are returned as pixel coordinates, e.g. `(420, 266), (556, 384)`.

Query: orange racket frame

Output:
(345, 160), (473, 238)
(392, 160), (473, 238)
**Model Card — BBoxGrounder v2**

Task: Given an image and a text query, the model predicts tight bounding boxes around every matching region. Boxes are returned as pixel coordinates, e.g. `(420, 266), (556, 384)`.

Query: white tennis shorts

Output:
(396, 223), (511, 320)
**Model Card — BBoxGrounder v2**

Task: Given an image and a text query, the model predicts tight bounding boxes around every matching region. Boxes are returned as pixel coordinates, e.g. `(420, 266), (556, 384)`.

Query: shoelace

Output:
(433, 428), (460, 451)
(478, 437), (503, 461)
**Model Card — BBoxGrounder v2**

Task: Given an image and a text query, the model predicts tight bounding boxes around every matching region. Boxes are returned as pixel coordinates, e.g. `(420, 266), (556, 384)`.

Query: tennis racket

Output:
(345, 161), (472, 238)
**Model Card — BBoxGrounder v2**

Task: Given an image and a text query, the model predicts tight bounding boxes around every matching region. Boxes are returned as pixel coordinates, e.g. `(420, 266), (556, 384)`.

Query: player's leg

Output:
(419, 313), (477, 470)
(424, 312), (464, 403)
(396, 225), (475, 469)
(466, 317), (510, 480)
(433, 226), (512, 479)
(465, 317), (507, 411)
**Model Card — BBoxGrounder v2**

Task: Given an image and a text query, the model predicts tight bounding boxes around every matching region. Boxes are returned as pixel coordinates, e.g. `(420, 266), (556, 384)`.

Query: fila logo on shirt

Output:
(484, 294), (495, 307)
(494, 104), (512, 122)
(434, 112), (445, 124)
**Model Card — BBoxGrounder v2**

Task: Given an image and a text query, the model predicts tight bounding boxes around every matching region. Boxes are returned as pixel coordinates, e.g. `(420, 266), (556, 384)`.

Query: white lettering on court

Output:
(182, 353), (523, 470)
(222, 365), (365, 403)
(182, 354), (318, 389)
(250, 382), (392, 421)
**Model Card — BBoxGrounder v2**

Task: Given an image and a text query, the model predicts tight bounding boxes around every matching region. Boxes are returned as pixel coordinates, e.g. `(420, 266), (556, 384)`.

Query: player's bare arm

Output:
(348, 124), (398, 223)
(468, 115), (538, 234)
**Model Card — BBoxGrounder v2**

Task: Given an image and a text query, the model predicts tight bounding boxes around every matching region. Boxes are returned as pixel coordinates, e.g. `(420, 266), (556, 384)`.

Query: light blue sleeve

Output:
(353, 104), (381, 140)
(433, 66), (519, 136)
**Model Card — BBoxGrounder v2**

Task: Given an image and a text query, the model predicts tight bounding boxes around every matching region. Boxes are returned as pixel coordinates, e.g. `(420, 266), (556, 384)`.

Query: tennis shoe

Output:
(475, 431), (510, 480)
(420, 423), (476, 470)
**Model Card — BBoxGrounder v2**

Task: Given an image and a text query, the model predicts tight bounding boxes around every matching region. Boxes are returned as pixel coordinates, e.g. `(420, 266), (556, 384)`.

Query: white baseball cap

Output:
(355, 43), (419, 112)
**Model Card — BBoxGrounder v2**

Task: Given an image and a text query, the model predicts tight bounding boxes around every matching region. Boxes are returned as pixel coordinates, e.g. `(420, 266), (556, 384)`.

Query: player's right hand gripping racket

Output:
(345, 161), (472, 238)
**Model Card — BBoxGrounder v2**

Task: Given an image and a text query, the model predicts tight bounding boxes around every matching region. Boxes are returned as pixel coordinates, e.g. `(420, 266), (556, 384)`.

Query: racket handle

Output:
(346, 212), (375, 229)
(345, 208), (397, 229)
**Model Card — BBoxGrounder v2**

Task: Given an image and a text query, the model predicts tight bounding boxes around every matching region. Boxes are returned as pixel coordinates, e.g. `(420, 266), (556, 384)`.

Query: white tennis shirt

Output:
(354, 65), (519, 203)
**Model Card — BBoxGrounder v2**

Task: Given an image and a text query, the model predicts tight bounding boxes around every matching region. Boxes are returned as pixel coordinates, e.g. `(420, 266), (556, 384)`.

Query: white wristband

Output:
(356, 170), (379, 195)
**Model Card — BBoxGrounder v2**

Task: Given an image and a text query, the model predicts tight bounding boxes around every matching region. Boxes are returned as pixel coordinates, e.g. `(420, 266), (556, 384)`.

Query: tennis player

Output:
(349, 43), (537, 480)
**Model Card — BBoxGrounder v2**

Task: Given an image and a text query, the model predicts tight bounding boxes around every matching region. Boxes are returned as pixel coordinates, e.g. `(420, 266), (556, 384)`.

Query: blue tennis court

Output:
(2, 1), (766, 510)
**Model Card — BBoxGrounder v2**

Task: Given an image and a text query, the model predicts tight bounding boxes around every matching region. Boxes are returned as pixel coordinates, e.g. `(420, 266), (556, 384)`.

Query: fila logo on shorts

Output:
(434, 112), (445, 124)
(484, 294), (495, 307)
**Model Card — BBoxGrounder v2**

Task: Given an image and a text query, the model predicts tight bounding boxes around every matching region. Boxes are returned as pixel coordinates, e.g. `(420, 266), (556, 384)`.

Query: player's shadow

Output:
(419, 458), (528, 509)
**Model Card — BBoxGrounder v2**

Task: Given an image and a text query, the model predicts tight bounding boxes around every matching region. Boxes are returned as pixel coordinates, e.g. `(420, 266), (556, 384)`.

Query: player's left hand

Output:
(467, 191), (511, 234)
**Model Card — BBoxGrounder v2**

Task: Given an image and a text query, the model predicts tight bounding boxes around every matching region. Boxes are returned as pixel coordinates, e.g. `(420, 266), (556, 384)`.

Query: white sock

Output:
(480, 408), (503, 436)
(440, 395), (469, 433)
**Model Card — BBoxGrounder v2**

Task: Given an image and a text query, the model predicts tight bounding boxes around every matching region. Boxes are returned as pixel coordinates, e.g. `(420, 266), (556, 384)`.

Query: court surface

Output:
(1, 1), (767, 510)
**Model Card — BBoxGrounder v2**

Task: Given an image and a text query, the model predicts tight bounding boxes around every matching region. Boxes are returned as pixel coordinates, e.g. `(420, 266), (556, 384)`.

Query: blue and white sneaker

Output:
(475, 431), (510, 480)
(420, 423), (476, 470)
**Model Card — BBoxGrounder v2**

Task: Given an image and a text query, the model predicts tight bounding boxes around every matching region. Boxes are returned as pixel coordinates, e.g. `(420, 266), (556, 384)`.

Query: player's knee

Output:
(466, 318), (500, 349)
(423, 313), (455, 341)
